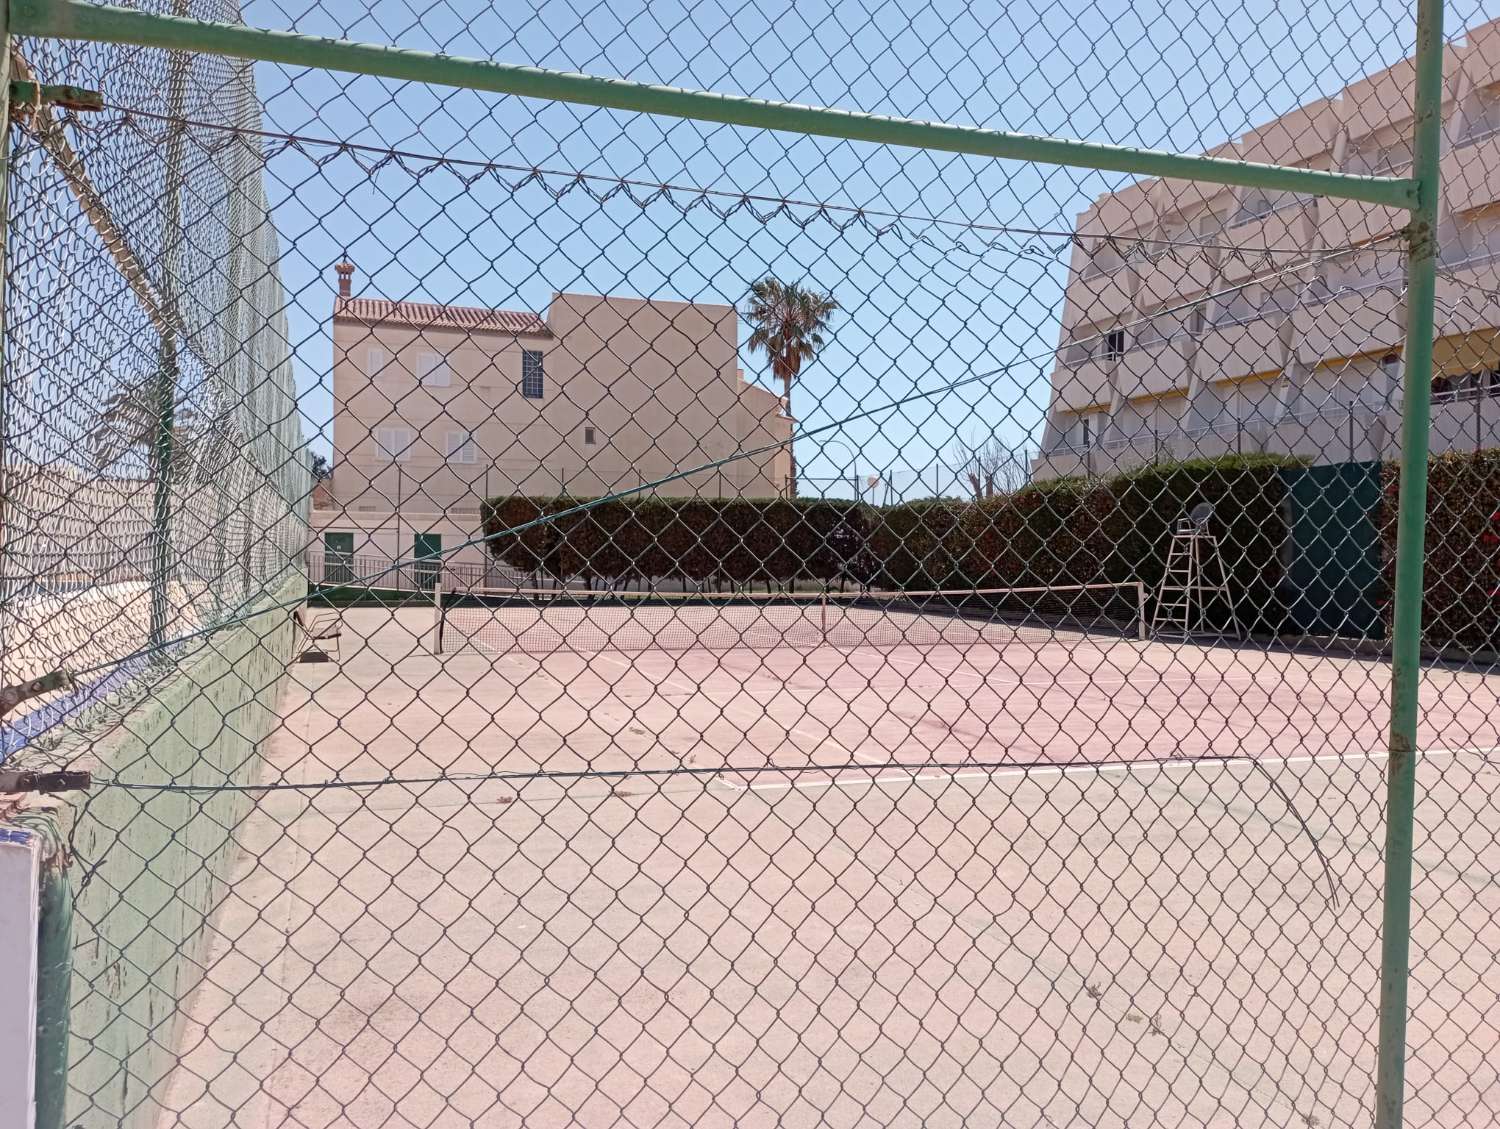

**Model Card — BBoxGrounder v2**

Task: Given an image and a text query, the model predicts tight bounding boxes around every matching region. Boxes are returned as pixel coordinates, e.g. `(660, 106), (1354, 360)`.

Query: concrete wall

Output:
(4, 576), (302, 1129)
(1038, 14), (1500, 477)
(330, 291), (792, 513)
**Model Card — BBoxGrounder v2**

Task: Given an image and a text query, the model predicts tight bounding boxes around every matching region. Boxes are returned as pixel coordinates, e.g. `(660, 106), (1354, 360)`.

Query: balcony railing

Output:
(1438, 246), (1500, 272)
(1080, 258), (1130, 282)
(1347, 154), (1413, 177)
(1431, 372), (1500, 405)
(1205, 301), (1298, 331)
(308, 551), (532, 592)
(1297, 278), (1405, 310)
(1456, 119), (1500, 149)
(1227, 193), (1314, 229)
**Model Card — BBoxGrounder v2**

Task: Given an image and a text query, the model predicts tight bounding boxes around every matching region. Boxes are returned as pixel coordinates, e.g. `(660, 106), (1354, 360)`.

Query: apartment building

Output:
(1035, 17), (1500, 480)
(313, 264), (791, 575)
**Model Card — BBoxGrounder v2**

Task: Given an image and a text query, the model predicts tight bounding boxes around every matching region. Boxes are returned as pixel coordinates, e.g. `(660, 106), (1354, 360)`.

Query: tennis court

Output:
(162, 606), (1500, 1128)
(9, 0), (1500, 1125)
(424, 589), (1500, 789)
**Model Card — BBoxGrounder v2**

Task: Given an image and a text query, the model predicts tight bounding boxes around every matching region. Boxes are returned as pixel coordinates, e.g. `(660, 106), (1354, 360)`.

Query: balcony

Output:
(1115, 339), (1193, 399)
(1320, 191), (1408, 248)
(1430, 390), (1500, 455)
(1050, 357), (1113, 412)
(1062, 264), (1136, 328)
(1436, 252), (1500, 336)
(1219, 203), (1314, 284)
(1443, 131), (1500, 215)
(1131, 250), (1213, 309)
(1193, 314), (1287, 383)
(1293, 286), (1405, 365)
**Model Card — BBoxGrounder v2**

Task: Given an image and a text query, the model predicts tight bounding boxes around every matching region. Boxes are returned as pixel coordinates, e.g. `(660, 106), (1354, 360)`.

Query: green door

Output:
(413, 533), (442, 591)
(323, 531), (354, 585)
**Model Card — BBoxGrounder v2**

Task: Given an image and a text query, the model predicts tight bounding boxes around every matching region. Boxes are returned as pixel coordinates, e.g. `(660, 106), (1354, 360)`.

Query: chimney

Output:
(335, 259), (354, 298)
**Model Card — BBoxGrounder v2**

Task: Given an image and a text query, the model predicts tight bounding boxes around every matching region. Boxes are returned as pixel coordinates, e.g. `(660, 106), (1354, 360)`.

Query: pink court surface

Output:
(165, 606), (1500, 1129)
(434, 600), (1500, 790)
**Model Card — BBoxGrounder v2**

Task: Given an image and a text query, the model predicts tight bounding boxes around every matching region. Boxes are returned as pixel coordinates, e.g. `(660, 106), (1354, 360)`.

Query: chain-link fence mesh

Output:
(3, 1), (1500, 1127)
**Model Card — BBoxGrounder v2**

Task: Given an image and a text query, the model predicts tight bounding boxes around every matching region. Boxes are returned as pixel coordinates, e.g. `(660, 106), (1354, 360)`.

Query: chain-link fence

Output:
(1, 0), (1499, 1126)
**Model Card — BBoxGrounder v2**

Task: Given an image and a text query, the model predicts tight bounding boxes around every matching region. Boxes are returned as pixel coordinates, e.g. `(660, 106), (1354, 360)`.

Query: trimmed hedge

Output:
(1381, 449), (1500, 652)
(480, 495), (871, 587)
(482, 456), (1300, 633)
(862, 498), (971, 590)
(962, 454), (1298, 632)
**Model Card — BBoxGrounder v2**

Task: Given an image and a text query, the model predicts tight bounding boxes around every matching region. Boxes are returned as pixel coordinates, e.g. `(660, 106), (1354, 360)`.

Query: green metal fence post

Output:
(33, 834), (75, 1129)
(10, 807), (77, 1129)
(147, 6), (191, 648)
(1375, 0), (1445, 1125)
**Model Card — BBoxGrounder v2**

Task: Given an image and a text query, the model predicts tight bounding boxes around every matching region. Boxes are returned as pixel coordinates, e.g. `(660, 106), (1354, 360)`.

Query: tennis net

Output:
(433, 581), (1148, 656)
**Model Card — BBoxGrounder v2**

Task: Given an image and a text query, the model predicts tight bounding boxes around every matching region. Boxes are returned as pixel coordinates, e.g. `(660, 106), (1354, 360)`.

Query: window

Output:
(522, 349), (545, 399)
(445, 430), (477, 464)
(584, 426), (596, 446)
(1350, 139), (1412, 176)
(1264, 279), (1302, 315)
(366, 345), (388, 376)
(1138, 312), (1183, 348)
(1066, 412), (1098, 449)
(1432, 369), (1500, 404)
(374, 427), (414, 462)
(419, 351), (451, 387)
(1460, 90), (1500, 147)
(1083, 240), (1124, 280)
(1103, 329), (1126, 360)
(1062, 340), (1093, 366)
(1231, 190), (1310, 227)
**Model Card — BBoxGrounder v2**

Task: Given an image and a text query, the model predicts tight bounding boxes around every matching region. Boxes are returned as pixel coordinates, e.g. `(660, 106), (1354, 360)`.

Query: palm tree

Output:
(90, 376), (201, 473)
(744, 277), (838, 497)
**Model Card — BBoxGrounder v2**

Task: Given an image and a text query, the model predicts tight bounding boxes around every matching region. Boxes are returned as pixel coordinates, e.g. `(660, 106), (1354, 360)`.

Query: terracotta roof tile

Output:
(335, 296), (551, 336)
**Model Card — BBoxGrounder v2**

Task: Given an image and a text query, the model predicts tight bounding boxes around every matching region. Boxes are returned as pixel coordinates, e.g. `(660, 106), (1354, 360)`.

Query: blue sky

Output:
(230, 0), (1475, 499)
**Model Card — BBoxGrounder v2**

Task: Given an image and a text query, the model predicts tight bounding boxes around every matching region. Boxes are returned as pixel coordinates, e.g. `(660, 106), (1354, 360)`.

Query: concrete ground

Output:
(160, 607), (1500, 1128)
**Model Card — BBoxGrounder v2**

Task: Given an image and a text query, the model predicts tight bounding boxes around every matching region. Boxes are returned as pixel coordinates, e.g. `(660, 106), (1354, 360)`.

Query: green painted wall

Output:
(26, 577), (301, 1129)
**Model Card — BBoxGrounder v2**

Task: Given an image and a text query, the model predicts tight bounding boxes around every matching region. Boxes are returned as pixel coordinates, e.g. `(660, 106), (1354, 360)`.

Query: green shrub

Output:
(480, 494), (873, 587)
(1380, 449), (1500, 652)
(480, 456), (1299, 624)
(867, 499), (970, 589)
(963, 455), (1298, 631)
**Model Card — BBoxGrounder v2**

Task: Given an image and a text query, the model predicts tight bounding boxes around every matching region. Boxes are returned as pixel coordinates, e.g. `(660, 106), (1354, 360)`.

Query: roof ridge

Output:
(334, 294), (552, 336)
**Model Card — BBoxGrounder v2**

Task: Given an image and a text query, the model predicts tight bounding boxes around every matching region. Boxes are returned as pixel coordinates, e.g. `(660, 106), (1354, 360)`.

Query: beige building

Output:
(313, 264), (791, 577)
(1035, 16), (1500, 479)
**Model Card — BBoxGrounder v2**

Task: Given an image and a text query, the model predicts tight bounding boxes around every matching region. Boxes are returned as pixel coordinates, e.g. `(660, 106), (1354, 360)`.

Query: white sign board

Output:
(0, 826), (40, 1129)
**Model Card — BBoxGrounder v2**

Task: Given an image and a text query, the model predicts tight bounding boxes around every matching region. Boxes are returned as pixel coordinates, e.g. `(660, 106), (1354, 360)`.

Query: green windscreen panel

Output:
(1279, 461), (1384, 639)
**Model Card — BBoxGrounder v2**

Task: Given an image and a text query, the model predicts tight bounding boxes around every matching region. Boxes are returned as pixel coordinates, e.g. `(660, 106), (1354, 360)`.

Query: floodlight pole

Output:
(1375, 0), (1445, 1125)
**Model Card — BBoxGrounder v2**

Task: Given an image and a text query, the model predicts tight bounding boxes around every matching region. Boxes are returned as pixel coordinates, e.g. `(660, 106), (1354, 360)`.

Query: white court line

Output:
(729, 743), (1500, 796)
(588, 652), (880, 791)
(477, 645), (1499, 794)
(848, 646), (1276, 689)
